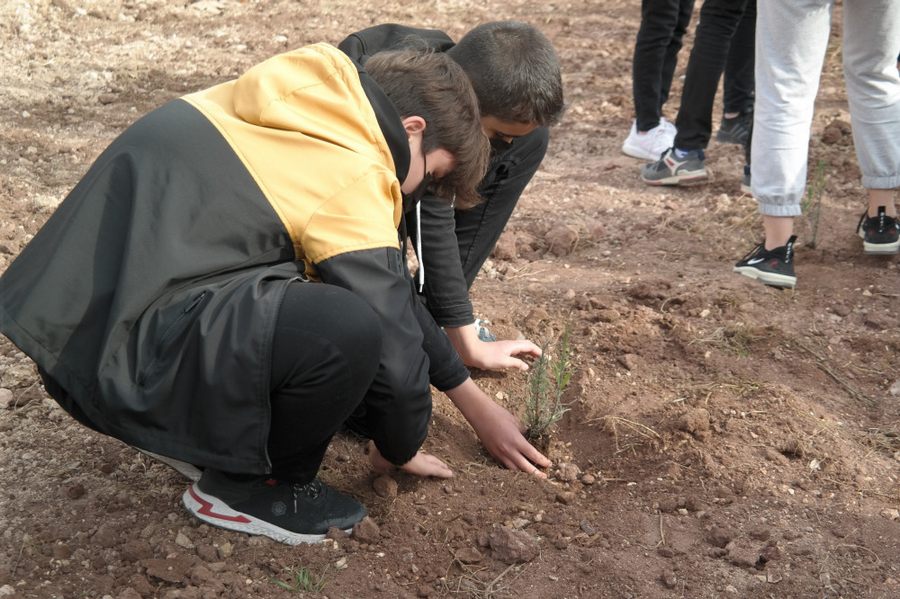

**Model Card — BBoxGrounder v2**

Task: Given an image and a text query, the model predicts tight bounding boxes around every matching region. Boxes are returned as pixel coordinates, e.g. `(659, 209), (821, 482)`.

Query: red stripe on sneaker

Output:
(188, 486), (252, 523)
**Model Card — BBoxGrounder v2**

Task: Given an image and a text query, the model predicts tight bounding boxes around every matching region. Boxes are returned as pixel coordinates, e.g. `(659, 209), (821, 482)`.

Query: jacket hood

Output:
(232, 42), (410, 184)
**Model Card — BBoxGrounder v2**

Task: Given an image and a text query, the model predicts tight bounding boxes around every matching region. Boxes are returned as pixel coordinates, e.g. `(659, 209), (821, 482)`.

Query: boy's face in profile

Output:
(480, 115), (538, 144)
(400, 116), (456, 195)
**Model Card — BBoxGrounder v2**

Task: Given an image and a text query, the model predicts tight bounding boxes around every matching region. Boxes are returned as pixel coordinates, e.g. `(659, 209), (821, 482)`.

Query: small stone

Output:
(594, 309), (620, 323)
(708, 526), (733, 548)
(545, 224), (579, 257)
(373, 475), (398, 499)
(555, 491), (576, 505)
(352, 517), (381, 544)
(580, 474), (596, 486)
(334, 557), (348, 570)
(657, 547), (675, 558)
(661, 570), (677, 589)
(217, 541), (233, 558)
(556, 462), (581, 482)
(726, 541), (761, 568)
(882, 509), (900, 521)
(488, 526), (540, 564)
(617, 353), (639, 371)
(66, 483), (86, 500)
(454, 547), (482, 564)
(724, 585), (739, 594)
(492, 231), (518, 261)
(0, 388), (13, 409)
(175, 531), (194, 549)
(676, 408), (711, 441)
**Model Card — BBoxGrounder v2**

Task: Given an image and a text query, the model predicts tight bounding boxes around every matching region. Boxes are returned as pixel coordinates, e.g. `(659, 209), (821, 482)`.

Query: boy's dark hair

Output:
(367, 50), (489, 208)
(447, 21), (565, 127)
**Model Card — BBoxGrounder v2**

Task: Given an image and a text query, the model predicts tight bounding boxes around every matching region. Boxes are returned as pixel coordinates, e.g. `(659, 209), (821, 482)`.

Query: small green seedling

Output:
(270, 565), (328, 593)
(801, 159), (826, 248)
(523, 325), (574, 445)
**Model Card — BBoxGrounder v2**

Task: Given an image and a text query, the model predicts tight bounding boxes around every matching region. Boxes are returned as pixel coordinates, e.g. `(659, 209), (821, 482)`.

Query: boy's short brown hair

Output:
(366, 50), (489, 208)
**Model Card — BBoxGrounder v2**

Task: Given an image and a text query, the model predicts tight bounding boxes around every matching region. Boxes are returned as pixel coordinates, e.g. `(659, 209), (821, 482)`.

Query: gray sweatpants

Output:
(751, 0), (900, 216)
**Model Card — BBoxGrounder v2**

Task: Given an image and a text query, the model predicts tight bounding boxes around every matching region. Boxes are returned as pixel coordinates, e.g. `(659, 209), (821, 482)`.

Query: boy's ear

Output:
(401, 116), (426, 136)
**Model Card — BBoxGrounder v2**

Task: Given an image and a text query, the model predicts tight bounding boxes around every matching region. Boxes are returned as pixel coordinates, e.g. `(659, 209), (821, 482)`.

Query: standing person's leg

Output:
(632, 0), (689, 132)
(753, 0), (832, 244)
(624, 0), (692, 160)
(641, 0), (749, 185)
(843, 0), (900, 254)
(184, 282), (382, 545)
(657, 0), (696, 117)
(734, 0), (833, 288)
(455, 128), (549, 288)
(718, 0), (756, 145)
(673, 0), (749, 151)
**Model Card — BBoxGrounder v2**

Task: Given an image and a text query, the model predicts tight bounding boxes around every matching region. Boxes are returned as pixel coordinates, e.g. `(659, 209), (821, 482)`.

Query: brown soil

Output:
(1, 2), (899, 598)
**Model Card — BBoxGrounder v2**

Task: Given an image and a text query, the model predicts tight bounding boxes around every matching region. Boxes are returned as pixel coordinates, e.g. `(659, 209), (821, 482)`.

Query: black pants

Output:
(455, 127), (549, 289)
(265, 282), (382, 483)
(674, 0), (756, 150)
(632, 0), (696, 132)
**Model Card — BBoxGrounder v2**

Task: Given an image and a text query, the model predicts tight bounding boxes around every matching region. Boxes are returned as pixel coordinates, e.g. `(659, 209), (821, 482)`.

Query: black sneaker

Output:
(717, 111), (753, 145)
(183, 469), (366, 545)
(640, 147), (708, 186)
(856, 206), (900, 255)
(733, 236), (798, 288)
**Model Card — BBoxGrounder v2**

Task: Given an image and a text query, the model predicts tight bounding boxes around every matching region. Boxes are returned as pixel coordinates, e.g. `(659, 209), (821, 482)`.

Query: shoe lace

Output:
(291, 479), (323, 512)
(739, 242), (765, 262)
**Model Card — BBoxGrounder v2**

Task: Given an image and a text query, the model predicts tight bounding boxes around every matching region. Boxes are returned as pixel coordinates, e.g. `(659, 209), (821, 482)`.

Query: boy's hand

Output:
(445, 379), (552, 476)
(445, 325), (541, 371)
(368, 440), (453, 478)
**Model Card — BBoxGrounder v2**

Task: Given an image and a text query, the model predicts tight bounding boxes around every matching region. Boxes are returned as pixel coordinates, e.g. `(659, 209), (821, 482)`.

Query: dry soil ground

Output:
(1, 1), (899, 598)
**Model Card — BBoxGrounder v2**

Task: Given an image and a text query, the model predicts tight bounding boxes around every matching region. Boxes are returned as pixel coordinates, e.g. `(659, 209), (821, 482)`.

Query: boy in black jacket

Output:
(339, 21), (566, 372)
(0, 45), (551, 545)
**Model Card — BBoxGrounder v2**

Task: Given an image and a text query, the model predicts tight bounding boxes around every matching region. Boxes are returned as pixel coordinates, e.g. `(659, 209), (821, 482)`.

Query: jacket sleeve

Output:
(407, 195), (475, 328)
(338, 24), (456, 64)
(316, 246), (465, 465)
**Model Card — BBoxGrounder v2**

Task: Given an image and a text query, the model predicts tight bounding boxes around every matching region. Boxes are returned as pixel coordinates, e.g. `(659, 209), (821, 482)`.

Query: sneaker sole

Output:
(621, 142), (663, 162)
(182, 484), (340, 545)
(860, 238), (900, 255)
(641, 171), (709, 186)
(733, 265), (797, 288)
(137, 448), (203, 482)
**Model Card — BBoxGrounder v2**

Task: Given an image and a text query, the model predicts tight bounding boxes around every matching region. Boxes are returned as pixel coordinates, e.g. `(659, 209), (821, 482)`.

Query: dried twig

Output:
(792, 339), (876, 405)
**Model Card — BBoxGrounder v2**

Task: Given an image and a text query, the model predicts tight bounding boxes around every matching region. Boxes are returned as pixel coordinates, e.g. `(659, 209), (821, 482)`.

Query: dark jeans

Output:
(266, 282), (382, 483)
(455, 127), (549, 288)
(674, 0), (756, 150)
(632, 0), (696, 132)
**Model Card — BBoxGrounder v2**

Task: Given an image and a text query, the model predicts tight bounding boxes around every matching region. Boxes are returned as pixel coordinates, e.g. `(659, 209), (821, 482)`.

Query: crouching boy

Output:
(0, 42), (550, 545)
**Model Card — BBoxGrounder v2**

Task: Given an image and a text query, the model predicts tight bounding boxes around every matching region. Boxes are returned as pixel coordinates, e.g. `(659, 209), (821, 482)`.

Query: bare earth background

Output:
(1, 1), (899, 598)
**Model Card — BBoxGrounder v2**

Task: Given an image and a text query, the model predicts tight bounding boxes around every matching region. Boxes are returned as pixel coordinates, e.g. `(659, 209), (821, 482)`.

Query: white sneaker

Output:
(621, 119), (676, 161)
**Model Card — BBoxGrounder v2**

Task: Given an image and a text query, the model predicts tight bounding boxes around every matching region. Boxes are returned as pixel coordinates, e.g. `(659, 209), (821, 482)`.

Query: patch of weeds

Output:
(688, 325), (763, 358)
(801, 160), (826, 248)
(523, 325), (574, 446)
(270, 565), (328, 594)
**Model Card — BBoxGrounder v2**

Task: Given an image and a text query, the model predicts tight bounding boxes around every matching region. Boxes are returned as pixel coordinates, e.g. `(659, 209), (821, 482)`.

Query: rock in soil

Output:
(488, 526), (540, 564)
(373, 474), (398, 499)
(352, 516), (381, 544)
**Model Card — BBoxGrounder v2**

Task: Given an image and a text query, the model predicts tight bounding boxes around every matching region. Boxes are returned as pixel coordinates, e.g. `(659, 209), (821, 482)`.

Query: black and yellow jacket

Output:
(0, 43), (468, 473)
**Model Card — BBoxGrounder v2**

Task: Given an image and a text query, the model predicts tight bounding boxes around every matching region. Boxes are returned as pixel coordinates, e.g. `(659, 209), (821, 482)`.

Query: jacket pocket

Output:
(137, 290), (210, 387)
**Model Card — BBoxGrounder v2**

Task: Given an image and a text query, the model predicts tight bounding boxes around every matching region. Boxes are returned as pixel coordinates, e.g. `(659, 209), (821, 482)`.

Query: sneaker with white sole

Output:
(621, 119), (676, 161)
(733, 236), (797, 288)
(857, 206), (900, 255)
(641, 147), (708, 186)
(183, 469), (366, 545)
(473, 318), (497, 342)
